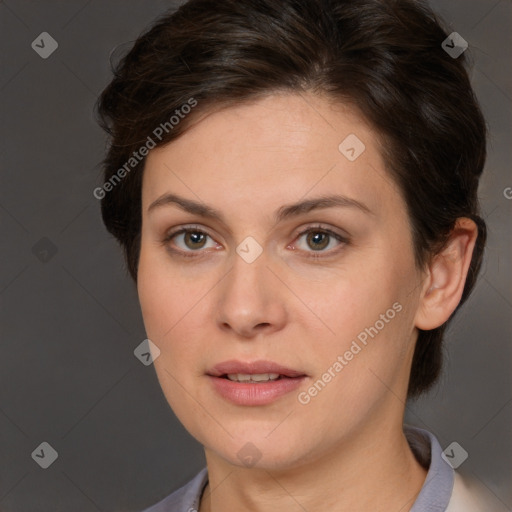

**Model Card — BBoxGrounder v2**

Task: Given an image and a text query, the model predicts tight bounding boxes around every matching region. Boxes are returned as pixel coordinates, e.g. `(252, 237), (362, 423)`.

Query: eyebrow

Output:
(147, 192), (373, 223)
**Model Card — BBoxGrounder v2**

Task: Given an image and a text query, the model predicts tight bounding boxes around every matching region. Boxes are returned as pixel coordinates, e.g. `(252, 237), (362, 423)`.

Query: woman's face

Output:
(138, 93), (425, 470)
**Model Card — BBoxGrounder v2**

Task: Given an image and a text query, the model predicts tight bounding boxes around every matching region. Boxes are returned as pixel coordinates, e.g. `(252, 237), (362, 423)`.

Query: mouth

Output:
(206, 360), (307, 405)
(207, 359), (307, 379)
(223, 373), (285, 383)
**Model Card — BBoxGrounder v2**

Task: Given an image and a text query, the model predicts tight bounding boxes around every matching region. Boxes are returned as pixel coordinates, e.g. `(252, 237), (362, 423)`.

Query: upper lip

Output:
(208, 360), (306, 378)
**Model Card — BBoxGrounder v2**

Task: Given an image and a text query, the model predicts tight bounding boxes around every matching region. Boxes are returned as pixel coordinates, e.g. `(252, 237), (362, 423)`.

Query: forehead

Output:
(142, 92), (403, 222)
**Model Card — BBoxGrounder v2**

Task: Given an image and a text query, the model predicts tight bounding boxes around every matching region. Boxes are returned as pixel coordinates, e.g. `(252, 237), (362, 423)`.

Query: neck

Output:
(199, 420), (428, 512)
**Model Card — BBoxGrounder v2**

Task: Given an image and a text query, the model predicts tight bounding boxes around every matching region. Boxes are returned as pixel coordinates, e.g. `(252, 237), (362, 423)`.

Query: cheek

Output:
(137, 244), (213, 370)
(296, 264), (395, 340)
(137, 251), (200, 413)
(137, 259), (169, 340)
(138, 238), (185, 330)
(300, 259), (416, 389)
(137, 244), (184, 355)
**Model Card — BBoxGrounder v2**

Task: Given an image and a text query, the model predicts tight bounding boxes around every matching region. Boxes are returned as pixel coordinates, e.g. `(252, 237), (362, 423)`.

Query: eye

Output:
(291, 226), (348, 258)
(162, 226), (220, 257)
(162, 224), (348, 260)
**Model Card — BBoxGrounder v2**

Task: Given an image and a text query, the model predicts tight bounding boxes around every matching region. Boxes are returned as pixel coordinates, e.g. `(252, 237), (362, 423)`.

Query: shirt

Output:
(141, 424), (504, 511)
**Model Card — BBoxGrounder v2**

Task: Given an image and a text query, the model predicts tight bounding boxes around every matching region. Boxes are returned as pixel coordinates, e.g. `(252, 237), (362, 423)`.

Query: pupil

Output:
(186, 232), (206, 249)
(308, 232), (328, 250)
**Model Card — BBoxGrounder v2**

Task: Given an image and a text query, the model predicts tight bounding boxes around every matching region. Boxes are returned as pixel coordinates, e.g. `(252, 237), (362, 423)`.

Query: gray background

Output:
(0, 1), (510, 511)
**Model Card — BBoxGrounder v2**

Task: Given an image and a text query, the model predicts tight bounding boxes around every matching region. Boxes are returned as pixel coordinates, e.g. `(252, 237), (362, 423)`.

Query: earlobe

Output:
(415, 218), (478, 331)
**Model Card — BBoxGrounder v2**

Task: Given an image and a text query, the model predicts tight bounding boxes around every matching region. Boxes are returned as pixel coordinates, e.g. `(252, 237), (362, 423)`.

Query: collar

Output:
(405, 424), (454, 511)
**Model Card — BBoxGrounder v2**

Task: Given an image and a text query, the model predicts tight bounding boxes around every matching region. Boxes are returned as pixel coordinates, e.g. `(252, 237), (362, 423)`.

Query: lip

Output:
(206, 359), (307, 406)
(208, 359), (306, 378)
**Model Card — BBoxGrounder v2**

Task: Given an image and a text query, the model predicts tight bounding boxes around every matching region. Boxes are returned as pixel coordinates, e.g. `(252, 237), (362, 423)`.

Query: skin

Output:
(137, 92), (477, 512)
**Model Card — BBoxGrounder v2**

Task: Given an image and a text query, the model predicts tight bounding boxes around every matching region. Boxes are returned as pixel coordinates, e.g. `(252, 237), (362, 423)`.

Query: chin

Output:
(200, 427), (316, 471)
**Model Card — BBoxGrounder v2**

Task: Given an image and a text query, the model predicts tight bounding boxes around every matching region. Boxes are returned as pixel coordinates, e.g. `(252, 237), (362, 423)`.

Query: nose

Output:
(216, 249), (288, 339)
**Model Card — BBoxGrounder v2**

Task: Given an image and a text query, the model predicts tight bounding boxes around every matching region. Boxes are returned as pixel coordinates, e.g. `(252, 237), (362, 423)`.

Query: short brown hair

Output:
(95, 0), (487, 398)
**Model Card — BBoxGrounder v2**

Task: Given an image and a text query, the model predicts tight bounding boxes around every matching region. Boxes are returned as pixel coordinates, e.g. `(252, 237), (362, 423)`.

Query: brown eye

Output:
(293, 227), (348, 258)
(163, 227), (219, 257)
(183, 231), (208, 250)
(305, 231), (330, 251)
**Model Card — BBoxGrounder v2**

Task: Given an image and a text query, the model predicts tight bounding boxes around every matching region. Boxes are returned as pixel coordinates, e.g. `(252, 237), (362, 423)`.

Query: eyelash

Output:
(161, 224), (349, 260)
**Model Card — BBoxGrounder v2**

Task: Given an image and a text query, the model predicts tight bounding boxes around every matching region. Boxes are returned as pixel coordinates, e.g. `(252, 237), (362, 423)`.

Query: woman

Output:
(95, 0), (502, 510)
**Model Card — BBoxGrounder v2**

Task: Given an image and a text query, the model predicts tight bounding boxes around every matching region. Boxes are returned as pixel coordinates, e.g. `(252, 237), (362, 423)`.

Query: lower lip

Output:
(207, 375), (306, 406)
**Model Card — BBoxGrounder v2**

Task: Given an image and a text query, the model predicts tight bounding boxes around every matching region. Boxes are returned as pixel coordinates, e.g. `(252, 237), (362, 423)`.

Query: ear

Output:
(415, 218), (478, 330)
